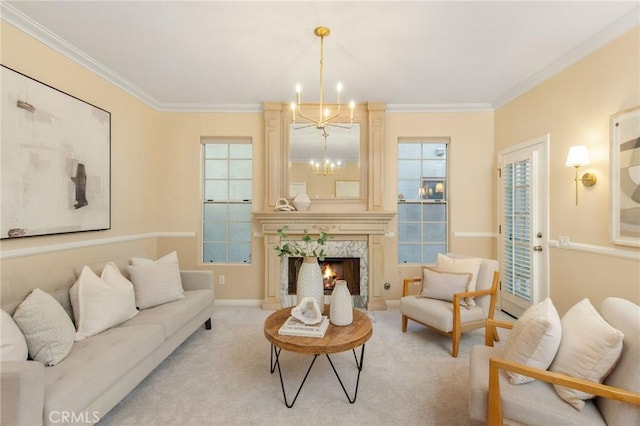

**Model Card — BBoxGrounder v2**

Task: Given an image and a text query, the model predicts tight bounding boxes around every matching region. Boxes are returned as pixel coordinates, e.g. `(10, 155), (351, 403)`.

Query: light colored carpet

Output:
(98, 305), (509, 426)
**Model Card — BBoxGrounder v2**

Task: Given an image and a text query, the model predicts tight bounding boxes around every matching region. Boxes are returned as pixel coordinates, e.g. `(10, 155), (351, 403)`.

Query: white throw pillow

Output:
(550, 298), (624, 410)
(128, 257), (184, 309)
(0, 309), (28, 361)
(12, 289), (75, 366)
(436, 254), (482, 306)
(69, 264), (138, 341)
(418, 266), (472, 307)
(502, 298), (562, 384)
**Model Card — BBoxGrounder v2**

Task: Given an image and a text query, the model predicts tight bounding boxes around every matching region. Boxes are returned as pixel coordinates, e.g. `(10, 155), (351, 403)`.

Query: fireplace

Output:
(280, 240), (369, 308)
(288, 257), (360, 295)
(255, 210), (395, 311)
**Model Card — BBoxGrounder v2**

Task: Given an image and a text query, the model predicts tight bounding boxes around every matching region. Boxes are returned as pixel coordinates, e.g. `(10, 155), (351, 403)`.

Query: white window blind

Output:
(503, 159), (531, 301)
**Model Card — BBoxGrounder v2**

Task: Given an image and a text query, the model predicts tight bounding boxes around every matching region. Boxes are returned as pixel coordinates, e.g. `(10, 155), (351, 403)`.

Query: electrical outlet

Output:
(218, 275), (225, 285)
(559, 236), (570, 247)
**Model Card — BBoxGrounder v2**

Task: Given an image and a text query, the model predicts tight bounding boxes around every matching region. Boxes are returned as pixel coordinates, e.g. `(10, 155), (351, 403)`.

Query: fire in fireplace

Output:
(288, 257), (360, 296)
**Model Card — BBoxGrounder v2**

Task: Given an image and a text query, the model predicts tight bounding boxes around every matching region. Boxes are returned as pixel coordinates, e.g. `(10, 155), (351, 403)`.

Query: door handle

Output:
(533, 245), (543, 252)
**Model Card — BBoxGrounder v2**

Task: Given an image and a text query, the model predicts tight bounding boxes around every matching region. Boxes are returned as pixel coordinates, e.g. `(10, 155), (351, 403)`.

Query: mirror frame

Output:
(282, 104), (368, 203)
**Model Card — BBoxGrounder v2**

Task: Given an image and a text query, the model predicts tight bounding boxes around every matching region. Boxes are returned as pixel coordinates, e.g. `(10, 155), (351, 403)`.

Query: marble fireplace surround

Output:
(255, 211), (395, 310)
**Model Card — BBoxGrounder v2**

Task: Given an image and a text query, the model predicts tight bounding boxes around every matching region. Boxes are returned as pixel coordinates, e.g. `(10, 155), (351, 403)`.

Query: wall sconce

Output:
(565, 145), (597, 205)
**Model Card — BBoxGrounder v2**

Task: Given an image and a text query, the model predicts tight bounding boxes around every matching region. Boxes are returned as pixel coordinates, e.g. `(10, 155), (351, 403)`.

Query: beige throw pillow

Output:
(436, 254), (482, 306)
(550, 298), (624, 410)
(69, 263), (138, 341)
(418, 266), (472, 307)
(502, 298), (562, 384)
(128, 252), (184, 309)
(12, 289), (75, 366)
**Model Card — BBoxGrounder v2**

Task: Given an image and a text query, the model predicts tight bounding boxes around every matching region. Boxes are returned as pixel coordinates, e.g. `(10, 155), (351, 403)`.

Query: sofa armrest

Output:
(1, 361), (45, 426)
(180, 270), (214, 293)
(487, 357), (640, 426)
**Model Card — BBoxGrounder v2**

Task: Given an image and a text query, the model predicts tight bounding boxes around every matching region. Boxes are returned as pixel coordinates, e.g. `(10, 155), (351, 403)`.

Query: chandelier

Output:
(310, 129), (342, 176)
(291, 26), (355, 130)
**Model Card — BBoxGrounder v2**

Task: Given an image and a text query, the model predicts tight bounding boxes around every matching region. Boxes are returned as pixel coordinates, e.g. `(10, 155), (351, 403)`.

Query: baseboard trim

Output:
(214, 299), (263, 307)
(0, 232), (195, 260)
(548, 239), (640, 260)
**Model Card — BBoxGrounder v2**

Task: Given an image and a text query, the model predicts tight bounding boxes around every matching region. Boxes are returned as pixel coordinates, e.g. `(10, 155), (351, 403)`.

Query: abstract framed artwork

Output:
(1, 65), (111, 239)
(610, 105), (640, 246)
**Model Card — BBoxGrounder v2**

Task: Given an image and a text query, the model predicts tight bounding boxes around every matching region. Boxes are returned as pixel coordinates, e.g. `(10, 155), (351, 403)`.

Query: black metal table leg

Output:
(270, 344), (319, 408)
(325, 344), (366, 403)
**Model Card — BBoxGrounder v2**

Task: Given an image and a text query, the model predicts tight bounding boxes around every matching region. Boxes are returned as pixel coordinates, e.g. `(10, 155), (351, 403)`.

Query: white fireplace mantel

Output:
(254, 210), (395, 310)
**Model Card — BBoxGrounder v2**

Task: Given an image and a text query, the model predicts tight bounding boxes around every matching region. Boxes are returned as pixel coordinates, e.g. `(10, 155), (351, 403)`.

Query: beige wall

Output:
(2, 19), (637, 311)
(156, 112), (264, 300)
(495, 26), (640, 314)
(383, 111), (496, 300)
(0, 21), (160, 276)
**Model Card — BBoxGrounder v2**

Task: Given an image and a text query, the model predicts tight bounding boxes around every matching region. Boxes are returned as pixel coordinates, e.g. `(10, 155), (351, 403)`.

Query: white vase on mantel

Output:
(296, 256), (324, 313)
(330, 279), (353, 326)
(292, 193), (311, 211)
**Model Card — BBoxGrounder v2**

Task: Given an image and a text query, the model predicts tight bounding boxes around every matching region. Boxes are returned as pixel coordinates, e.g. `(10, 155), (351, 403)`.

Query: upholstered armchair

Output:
(399, 253), (499, 357)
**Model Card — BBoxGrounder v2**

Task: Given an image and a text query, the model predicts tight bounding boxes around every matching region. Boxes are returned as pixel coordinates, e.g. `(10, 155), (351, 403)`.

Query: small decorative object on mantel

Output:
(330, 279), (353, 326)
(291, 297), (322, 325)
(274, 198), (295, 211)
(274, 226), (331, 311)
(292, 192), (311, 211)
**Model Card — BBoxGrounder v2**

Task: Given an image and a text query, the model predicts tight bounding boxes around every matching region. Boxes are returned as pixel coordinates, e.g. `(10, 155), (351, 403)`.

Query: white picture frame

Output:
(610, 105), (640, 246)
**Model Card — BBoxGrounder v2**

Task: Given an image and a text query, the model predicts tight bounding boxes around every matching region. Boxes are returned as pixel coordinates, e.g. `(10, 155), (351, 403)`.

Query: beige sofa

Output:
(1, 259), (215, 426)
(469, 297), (640, 425)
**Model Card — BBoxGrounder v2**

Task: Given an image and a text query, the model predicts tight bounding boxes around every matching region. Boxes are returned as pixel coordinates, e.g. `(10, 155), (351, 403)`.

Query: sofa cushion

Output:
(128, 252), (185, 309)
(418, 266), (472, 307)
(119, 290), (214, 338)
(468, 345), (605, 425)
(596, 297), (640, 426)
(550, 298), (624, 410)
(502, 298), (562, 384)
(44, 324), (164, 420)
(0, 310), (28, 361)
(69, 264), (138, 341)
(436, 254), (482, 306)
(12, 289), (75, 366)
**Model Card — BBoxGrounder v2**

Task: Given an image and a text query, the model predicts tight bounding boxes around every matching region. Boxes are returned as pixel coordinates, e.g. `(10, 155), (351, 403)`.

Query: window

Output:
(202, 139), (252, 264)
(397, 140), (448, 264)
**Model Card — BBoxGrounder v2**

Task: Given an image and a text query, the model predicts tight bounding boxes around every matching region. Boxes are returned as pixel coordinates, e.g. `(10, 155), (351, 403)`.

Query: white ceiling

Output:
(3, 1), (639, 112)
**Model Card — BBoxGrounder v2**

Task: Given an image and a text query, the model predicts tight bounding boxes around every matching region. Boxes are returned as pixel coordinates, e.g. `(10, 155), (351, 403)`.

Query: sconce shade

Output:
(566, 145), (590, 167)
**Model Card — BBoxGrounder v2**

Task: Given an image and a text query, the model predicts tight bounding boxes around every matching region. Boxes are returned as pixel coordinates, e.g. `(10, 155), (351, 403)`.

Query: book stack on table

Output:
(278, 315), (330, 337)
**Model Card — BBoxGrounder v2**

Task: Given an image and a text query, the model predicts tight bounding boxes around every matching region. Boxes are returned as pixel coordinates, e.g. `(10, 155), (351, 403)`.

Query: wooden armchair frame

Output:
(401, 271), (500, 357)
(484, 319), (640, 426)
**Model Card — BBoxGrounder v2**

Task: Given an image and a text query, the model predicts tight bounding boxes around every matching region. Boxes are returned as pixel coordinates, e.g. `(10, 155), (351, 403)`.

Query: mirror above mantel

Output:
(262, 101), (385, 211)
(288, 123), (362, 199)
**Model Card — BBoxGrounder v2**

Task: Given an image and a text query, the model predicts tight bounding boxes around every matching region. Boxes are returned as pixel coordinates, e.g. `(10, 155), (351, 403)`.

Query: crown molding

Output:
(492, 6), (640, 110)
(0, 1), (163, 109)
(3, 1), (637, 114)
(386, 103), (494, 113)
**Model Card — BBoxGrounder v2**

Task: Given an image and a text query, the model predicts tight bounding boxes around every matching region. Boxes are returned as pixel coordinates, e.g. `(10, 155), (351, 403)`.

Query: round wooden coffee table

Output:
(264, 307), (373, 407)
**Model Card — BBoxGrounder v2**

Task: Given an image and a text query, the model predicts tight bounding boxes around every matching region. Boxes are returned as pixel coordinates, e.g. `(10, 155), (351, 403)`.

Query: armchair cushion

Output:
(436, 254), (482, 306)
(502, 298), (562, 384)
(418, 266), (472, 307)
(550, 298), (624, 410)
(400, 296), (485, 332)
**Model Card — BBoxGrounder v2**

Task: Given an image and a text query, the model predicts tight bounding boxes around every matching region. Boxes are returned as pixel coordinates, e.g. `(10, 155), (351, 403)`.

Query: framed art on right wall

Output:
(611, 105), (640, 246)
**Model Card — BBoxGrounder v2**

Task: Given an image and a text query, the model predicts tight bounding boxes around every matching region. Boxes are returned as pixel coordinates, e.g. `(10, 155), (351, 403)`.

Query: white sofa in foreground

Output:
(1, 258), (214, 426)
